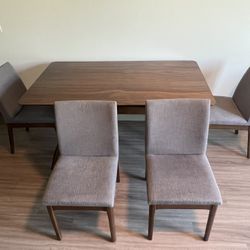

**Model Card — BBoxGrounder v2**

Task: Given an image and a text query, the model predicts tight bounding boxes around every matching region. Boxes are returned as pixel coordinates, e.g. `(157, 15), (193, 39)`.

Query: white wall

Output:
(0, 0), (250, 95)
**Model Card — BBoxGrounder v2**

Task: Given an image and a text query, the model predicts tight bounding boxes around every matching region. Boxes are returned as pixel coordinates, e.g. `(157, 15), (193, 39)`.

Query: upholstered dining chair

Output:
(146, 99), (222, 241)
(0, 62), (55, 153)
(43, 100), (119, 242)
(210, 68), (250, 158)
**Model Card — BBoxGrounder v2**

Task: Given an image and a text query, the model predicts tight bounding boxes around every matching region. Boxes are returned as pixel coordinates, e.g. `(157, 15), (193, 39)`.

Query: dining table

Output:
(19, 61), (215, 114)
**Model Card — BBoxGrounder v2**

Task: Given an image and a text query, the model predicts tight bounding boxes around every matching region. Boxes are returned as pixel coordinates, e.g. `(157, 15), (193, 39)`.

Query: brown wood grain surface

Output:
(20, 61), (215, 108)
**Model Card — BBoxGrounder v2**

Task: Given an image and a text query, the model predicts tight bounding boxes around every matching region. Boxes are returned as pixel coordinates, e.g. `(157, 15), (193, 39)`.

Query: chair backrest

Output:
(146, 99), (210, 155)
(0, 62), (26, 122)
(55, 100), (119, 157)
(233, 68), (250, 122)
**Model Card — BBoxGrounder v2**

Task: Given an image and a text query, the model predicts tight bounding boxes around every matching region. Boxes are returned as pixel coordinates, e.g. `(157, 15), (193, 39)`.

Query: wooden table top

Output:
(20, 61), (215, 108)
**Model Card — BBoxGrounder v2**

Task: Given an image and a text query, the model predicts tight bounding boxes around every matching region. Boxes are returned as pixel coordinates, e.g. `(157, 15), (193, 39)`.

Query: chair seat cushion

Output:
(8, 105), (55, 124)
(210, 96), (248, 126)
(43, 156), (118, 207)
(147, 155), (222, 206)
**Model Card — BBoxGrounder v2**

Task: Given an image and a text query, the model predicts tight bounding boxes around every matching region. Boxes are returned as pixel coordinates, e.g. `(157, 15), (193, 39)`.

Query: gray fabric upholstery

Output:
(147, 155), (222, 205)
(146, 99), (222, 206)
(43, 156), (118, 207)
(8, 105), (55, 124)
(0, 62), (55, 125)
(55, 100), (118, 157)
(146, 99), (210, 155)
(44, 101), (119, 208)
(0, 62), (26, 122)
(210, 96), (248, 126)
(233, 68), (250, 122)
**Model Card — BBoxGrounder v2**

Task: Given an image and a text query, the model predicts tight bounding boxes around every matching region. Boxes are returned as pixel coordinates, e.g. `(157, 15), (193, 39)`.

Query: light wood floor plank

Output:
(0, 122), (249, 249)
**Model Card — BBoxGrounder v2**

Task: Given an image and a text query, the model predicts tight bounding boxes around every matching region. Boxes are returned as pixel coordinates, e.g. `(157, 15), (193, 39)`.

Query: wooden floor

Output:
(0, 121), (249, 250)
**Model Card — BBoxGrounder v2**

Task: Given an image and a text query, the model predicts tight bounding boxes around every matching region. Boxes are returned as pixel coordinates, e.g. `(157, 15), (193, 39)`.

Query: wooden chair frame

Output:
(7, 123), (55, 154)
(47, 206), (116, 242)
(148, 204), (218, 241)
(210, 124), (250, 158)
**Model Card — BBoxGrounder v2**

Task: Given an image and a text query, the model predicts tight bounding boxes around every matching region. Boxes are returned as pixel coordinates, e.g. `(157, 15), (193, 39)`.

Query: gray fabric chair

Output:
(146, 99), (222, 241)
(43, 100), (119, 242)
(0, 62), (55, 153)
(210, 68), (250, 158)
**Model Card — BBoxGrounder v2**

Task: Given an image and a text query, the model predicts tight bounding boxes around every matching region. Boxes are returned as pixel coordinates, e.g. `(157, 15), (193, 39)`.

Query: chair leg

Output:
(116, 164), (120, 183)
(7, 125), (15, 154)
(247, 127), (250, 159)
(107, 207), (116, 242)
(234, 129), (239, 135)
(47, 206), (62, 240)
(51, 145), (59, 170)
(148, 205), (156, 240)
(204, 205), (218, 241)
